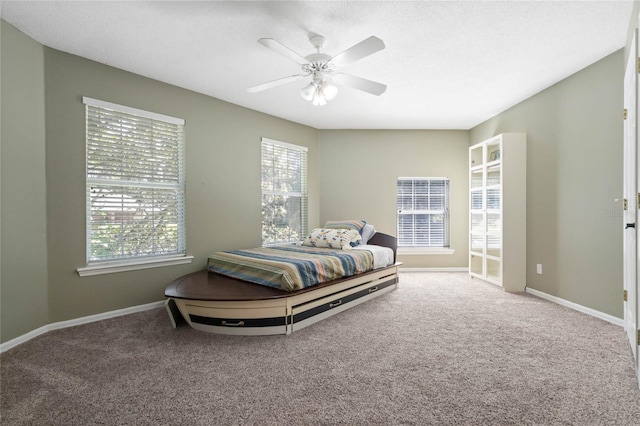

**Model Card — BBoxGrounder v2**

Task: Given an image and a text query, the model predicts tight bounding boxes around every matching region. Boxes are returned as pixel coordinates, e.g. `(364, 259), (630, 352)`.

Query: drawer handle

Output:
(368, 287), (378, 293)
(329, 300), (342, 308)
(221, 320), (245, 327)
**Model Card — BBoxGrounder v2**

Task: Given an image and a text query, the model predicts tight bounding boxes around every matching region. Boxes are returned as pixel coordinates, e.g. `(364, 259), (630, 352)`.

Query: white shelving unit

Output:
(469, 133), (526, 292)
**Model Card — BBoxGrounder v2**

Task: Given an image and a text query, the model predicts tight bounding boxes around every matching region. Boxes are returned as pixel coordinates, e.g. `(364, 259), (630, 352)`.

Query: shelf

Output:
(468, 133), (526, 292)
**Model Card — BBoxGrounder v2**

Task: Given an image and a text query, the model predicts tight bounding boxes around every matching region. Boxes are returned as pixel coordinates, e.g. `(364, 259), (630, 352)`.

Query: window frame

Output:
(396, 177), (454, 255)
(261, 137), (308, 246)
(77, 97), (192, 277)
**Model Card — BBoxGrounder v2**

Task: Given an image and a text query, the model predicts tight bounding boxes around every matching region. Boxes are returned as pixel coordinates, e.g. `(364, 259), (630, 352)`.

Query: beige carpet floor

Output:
(1, 272), (640, 425)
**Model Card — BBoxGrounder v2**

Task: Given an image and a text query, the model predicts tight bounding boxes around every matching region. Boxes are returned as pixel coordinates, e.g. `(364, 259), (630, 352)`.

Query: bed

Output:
(165, 224), (400, 336)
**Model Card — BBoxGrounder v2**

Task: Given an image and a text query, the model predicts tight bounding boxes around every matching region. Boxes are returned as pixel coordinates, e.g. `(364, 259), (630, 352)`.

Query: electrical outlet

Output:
(536, 264), (542, 275)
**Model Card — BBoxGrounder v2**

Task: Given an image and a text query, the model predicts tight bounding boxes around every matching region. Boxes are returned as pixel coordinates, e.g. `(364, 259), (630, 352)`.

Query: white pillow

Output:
(360, 223), (376, 245)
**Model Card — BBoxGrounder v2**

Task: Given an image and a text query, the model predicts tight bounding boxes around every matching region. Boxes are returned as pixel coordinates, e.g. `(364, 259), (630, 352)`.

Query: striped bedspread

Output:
(207, 245), (374, 292)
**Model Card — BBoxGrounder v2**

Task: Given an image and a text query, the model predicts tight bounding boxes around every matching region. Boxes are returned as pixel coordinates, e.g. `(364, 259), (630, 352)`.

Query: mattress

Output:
(207, 245), (378, 292)
(352, 244), (394, 269)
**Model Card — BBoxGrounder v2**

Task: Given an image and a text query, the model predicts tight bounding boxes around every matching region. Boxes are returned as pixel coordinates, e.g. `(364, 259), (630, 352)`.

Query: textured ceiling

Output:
(1, 1), (634, 129)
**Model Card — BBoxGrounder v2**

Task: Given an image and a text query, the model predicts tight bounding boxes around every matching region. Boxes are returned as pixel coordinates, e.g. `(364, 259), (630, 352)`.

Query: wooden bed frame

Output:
(164, 232), (400, 335)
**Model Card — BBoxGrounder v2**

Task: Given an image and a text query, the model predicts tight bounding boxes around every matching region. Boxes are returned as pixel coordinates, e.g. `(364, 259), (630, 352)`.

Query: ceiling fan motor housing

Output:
(303, 52), (335, 84)
(309, 34), (326, 50)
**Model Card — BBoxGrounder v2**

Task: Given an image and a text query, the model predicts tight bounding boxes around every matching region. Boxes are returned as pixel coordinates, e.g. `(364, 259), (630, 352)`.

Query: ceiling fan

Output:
(247, 34), (387, 106)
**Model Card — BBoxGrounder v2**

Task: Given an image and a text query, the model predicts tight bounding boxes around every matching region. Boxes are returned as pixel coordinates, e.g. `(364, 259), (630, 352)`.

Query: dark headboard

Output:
(367, 232), (397, 264)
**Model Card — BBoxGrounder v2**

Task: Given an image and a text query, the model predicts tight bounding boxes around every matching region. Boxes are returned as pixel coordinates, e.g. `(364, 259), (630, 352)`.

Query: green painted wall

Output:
(470, 50), (624, 317)
(1, 21), (49, 341)
(317, 130), (469, 268)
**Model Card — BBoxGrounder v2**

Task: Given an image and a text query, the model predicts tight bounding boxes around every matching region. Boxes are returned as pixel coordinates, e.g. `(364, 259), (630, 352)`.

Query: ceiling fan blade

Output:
(258, 38), (310, 65)
(329, 36), (385, 68)
(334, 73), (387, 96)
(247, 74), (307, 93)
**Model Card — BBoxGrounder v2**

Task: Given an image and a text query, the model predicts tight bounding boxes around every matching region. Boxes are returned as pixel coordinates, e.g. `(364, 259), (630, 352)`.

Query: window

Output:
(397, 177), (450, 248)
(79, 97), (190, 275)
(261, 137), (308, 245)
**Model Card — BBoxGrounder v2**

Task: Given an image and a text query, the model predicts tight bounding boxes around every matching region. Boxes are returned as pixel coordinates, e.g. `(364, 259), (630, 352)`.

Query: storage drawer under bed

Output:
(290, 275), (398, 332)
(178, 300), (289, 336)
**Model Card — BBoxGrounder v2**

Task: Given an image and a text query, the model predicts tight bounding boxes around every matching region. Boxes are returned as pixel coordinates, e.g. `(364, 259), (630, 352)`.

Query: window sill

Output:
(398, 248), (455, 256)
(77, 255), (194, 277)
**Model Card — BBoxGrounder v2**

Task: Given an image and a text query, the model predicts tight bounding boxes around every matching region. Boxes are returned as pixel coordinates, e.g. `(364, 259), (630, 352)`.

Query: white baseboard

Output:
(400, 267), (469, 272)
(0, 300), (166, 353)
(525, 287), (624, 327)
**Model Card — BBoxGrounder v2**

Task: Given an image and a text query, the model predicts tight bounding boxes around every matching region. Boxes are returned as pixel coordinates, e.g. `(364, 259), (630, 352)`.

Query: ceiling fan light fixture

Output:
(320, 80), (338, 101)
(312, 90), (327, 106)
(300, 82), (316, 101)
(301, 79), (337, 106)
(312, 97), (327, 106)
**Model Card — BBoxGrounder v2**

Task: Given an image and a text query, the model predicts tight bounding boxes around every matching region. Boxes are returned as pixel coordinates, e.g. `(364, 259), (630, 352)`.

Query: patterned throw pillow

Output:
(324, 220), (367, 246)
(302, 228), (362, 250)
(324, 220), (367, 234)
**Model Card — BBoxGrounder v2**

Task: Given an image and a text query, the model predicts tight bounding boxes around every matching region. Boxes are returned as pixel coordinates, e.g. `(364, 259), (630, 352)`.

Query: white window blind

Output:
(261, 137), (308, 245)
(83, 97), (186, 263)
(397, 177), (450, 247)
